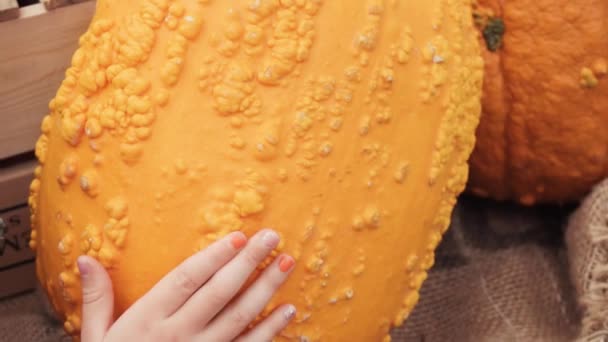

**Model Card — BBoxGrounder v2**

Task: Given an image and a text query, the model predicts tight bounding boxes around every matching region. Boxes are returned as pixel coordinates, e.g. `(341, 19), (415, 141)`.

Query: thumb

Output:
(78, 255), (114, 342)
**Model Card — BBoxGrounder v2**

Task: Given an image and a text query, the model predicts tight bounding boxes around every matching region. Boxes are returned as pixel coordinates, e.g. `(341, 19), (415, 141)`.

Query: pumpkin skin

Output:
(29, 0), (483, 340)
(468, 0), (608, 204)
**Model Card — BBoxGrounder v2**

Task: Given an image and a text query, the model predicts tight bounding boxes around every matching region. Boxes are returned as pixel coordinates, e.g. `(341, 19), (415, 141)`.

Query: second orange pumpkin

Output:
(469, 0), (608, 204)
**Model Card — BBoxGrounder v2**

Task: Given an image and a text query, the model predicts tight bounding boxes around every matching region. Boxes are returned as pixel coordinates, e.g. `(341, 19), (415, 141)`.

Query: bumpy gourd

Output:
(468, 0), (608, 204)
(29, 0), (482, 340)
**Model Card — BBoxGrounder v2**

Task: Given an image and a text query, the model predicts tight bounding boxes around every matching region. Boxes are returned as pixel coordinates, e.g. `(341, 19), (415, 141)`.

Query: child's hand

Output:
(77, 229), (296, 342)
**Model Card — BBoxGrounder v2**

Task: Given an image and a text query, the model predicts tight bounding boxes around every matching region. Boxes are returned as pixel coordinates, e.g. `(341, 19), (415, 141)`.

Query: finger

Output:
(130, 231), (248, 319)
(202, 254), (295, 341)
(234, 304), (297, 342)
(78, 255), (114, 342)
(171, 229), (280, 331)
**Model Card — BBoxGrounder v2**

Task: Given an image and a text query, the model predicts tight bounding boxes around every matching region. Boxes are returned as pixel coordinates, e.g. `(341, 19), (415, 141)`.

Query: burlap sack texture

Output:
(566, 179), (608, 342)
(391, 196), (580, 342)
(2, 180), (608, 342)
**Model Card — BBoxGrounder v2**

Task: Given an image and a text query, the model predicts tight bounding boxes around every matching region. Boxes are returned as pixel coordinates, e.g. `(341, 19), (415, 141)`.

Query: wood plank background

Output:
(0, 0), (19, 21)
(0, 1), (95, 160)
(0, 157), (36, 209)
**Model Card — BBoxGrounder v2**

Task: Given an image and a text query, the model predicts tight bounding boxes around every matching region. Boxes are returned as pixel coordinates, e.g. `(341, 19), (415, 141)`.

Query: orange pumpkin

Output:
(29, 0), (483, 340)
(469, 0), (608, 204)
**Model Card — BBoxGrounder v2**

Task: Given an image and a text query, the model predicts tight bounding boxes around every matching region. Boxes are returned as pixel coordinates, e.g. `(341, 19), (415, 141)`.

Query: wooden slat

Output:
(0, 0), (18, 11)
(0, 1), (96, 160)
(0, 162), (37, 299)
(0, 256), (37, 300)
(42, 0), (93, 10)
(0, 0), (19, 22)
(0, 158), (37, 209)
(0, 205), (34, 269)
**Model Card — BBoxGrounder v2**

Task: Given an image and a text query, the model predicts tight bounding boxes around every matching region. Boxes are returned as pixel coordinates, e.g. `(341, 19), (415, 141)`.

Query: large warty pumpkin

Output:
(29, 0), (483, 340)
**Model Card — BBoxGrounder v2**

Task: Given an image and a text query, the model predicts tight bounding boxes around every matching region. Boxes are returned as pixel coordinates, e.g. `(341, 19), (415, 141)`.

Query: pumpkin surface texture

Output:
(469, 0), (608, 204)
(29, 0), (483, 340)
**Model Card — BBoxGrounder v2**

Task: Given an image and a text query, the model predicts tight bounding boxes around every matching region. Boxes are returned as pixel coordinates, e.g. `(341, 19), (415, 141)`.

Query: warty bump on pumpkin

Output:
(28, 0), (483, 341)
(469, 0), (608, 205)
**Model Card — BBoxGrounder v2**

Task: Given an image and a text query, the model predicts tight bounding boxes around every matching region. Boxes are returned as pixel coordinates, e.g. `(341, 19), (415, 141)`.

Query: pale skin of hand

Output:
(77, 229), (297, 342)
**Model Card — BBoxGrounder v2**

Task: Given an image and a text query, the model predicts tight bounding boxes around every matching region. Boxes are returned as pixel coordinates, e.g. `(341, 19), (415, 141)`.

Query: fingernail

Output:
(278, 254), (295, 273)
(231, 232), (247, 250)
(77, 256), (91, 278)
(284, 304), (296, 321)
(262, 230), (279, 248)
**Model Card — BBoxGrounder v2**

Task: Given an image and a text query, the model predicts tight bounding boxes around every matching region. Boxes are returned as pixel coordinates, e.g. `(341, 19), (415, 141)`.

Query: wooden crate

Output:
(0, 0), (95, 299)
(0, 158), (37, 298)
(0, 0), (95, 160)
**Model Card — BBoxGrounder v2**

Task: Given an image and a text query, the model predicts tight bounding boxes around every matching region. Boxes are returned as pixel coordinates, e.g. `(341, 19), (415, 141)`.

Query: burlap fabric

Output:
(3, 180), (608, 342)
(566, 179), (608, 341)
